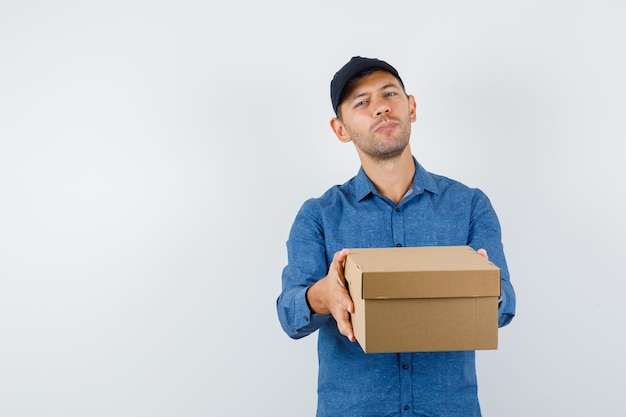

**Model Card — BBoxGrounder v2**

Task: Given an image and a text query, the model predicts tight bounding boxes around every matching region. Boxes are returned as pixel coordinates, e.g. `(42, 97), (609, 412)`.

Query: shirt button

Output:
(395, 207), (400, 212)
(404, 405), (410, 411)
(402, 363), (408, 370)
(396, 243), (402, 247)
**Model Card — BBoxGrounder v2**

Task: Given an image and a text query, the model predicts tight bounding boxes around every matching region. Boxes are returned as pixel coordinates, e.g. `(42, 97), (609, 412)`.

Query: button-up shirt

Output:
(277, 158), (516, 417)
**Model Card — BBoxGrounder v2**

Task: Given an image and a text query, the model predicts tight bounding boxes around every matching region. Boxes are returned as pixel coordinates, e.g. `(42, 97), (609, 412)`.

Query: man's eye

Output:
(386, 92), (397, 97)
(356, 100), (368, 107)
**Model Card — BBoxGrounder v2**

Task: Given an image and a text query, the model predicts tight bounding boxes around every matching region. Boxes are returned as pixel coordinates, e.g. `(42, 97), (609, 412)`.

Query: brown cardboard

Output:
(344, 246), (501, 353)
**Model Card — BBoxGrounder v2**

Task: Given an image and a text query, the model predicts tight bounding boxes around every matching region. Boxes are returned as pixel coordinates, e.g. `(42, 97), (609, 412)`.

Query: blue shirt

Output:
(277, 158), (516, 417)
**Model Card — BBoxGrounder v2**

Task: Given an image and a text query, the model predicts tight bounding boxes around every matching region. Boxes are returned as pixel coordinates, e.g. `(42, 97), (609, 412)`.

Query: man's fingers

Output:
(477, 248), (488, 260)
(332, 248), (350, 265)
(331, 248), (350, 286)
(345, 297), (354, 314)
(328, 288), (355, 342)
(335, 309), (355, 342)
(329, 248), (355, 341)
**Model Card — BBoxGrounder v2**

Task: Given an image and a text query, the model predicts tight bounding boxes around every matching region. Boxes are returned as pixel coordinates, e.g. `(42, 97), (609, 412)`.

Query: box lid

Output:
(346, 246), (501, 299)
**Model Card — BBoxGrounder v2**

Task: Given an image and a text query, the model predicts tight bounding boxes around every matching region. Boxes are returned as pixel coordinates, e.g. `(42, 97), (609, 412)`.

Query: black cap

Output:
(330, 56), (404, 115)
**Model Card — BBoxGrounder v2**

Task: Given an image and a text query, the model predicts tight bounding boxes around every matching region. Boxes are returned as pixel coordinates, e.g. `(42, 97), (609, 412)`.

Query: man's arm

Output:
(276, 199), (350, 339)
(468, 190), (517, 328)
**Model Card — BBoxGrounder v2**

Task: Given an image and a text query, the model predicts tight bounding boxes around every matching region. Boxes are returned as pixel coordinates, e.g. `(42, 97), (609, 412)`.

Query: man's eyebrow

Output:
(379, 83), (401, 90)
(348, 91), (370, 103)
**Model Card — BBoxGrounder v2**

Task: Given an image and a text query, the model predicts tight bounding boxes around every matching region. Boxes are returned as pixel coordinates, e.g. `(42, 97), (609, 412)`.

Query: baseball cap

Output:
(330, 56), (404, 114)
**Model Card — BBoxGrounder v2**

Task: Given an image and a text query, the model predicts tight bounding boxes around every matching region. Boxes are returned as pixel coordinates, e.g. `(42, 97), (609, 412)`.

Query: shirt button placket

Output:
(399, 353), (412, 414)
(392, 206), (405, 248)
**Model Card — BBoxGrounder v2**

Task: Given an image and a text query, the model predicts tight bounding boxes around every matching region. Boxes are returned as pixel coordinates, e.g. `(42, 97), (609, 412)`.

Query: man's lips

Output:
(374, 121), (398, 133)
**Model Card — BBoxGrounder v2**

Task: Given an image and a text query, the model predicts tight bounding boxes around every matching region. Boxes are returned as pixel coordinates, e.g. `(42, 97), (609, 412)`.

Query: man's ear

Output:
(408, 95), (417, 123)
(330, 117), (352, 143)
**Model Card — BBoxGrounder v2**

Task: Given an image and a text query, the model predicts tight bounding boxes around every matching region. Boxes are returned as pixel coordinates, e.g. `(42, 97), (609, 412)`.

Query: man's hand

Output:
(306, 249), (355, 342)
(477, 248), (489, 260)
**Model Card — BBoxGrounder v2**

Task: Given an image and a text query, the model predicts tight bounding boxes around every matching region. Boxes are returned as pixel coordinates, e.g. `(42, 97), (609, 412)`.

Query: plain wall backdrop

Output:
(1, 1), (624, 416)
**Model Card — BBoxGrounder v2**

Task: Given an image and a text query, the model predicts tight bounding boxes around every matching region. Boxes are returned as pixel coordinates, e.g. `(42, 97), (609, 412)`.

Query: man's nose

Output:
(373, 98), (390, 116)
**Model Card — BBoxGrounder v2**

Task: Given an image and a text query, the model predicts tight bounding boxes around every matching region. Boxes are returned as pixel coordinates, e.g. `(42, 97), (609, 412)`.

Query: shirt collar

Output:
(354, 157), (440, 202)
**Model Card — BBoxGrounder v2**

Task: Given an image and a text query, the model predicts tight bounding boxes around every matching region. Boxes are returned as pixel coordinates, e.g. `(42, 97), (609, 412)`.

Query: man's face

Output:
(333, 71), (416, 161)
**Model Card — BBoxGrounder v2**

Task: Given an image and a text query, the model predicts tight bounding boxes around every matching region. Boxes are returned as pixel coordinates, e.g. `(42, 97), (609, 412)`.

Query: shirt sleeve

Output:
(467, 189), (516, 328)
(276, 199), (332, 339)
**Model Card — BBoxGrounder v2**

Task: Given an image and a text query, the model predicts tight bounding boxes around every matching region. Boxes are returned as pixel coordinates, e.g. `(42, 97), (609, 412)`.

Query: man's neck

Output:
(360, 147), (416, 204)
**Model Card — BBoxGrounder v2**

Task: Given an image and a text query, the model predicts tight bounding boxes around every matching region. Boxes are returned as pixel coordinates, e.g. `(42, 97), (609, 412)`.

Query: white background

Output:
(1, 1), (624, 416)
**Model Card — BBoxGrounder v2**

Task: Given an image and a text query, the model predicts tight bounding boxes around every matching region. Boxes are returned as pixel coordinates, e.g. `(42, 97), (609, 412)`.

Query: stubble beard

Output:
(352, 122), (411, 161)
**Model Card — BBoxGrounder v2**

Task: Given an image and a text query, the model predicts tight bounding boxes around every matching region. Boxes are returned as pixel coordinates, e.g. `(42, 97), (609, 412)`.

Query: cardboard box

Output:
(344, 246), (501, 353)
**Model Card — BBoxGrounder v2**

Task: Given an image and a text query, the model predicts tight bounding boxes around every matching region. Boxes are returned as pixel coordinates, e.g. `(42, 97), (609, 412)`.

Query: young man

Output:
(276, 56), (516, 417)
